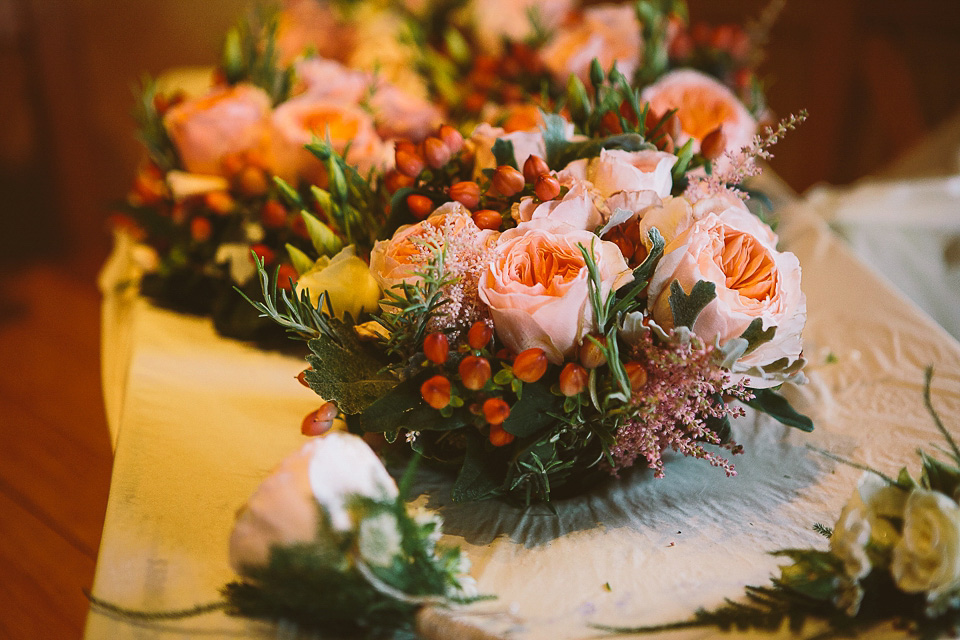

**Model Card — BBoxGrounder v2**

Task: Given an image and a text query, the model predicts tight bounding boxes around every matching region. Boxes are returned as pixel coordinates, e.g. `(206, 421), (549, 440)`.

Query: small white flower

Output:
(405, 430), (420, 443)
(830, 473), (907, 581)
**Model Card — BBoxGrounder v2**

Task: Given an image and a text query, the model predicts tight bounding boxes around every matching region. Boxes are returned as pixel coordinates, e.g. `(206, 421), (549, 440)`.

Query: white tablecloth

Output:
(87, 195), (960, 638)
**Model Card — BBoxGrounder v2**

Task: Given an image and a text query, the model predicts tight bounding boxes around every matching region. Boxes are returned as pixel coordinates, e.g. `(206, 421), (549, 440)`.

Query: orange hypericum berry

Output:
(459, 355), (492, 390)
(522, 155), (550, 183)
(204, 191), (235, 215)
(559, 362), (589, 396)
(396, 148), (425, 178)
(512, 348), (548, 383)
(301, 402), (338, 436)
(449, 181), (481, 209)
(699, 127), (727, 161)
(424, 332), (450, 364)
(250, 243), (276, 265)
(406, 194), (434, 219)
(438, 124), (464, 153)
(237, 165), (269, 197)
(483, 398), (511, 427)
(472, 209), (502, 230)
(624, 361), (648, 390)
(296, 367), (312, 387)
(467, 321), (493, 350)
(220, 152), (245, 178)
(384, 170), (415, 194)
(668, 31), (693, 59)
(464, 91), (487, 113)
(261, 200), (288, 228)
(276, 263), (298, 290)
(534, 174), (561, 202)
(424, 136), (451, 169)
(492, 165), (525, 197)
(488, 423), (515, 446)
(132, 172), (165, 204)
(579, 336), (607, 369)
(662, 112), (683, 141)
(657, 134), (676, 154)
(421, 375), (452, 409)
(190, 216), (212, 242)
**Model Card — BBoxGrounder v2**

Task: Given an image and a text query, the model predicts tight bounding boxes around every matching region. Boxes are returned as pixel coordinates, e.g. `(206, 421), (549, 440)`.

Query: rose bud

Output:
(421, 375), (452, 409)
(423, 332), (449, 364)
(534, 174), (561, 202)
(579, 336), (607, 369)
(296, 367), (312, 387)
(276, 263), (298, 291)
(438, 124), (464, 153)
(492, 165), (525, 197)
(190, 216), (212, 242)
(663, 112), (683, 141)
(301, 402), (338, 436)
(406, 194), (434, 219)
(522, 155), (550, 183)
(657, 134), (676, 154)
(643, 106), (661, 133)
(512, 348), (548, 383)
(472, 209), (502, 230)
(559, 363), (588, 396)
(204, 191), (235, 215)
(261, 200), (288, 229)
(449, 181), (481, 209)
(483, 398), (511, 426)
(488, 423), (515, 447)
(423, 136), (451, 169)
(459, 355), (492, 390)
(396, 148), (425, 178)
(467, 321), (492, 350)
(624, 361), (648, 390)
(700, 127), (727, 161)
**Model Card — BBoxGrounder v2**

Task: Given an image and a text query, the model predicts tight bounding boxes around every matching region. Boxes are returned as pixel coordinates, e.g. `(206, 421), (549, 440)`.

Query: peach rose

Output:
(513, 178), (605, 231)
(163, 83), (272, 177)
(276, 0), (348, 65)
(369, 203), (497, 293)
(228, 433), (398, 574)
(479, 219), (633, 363)
(646, 195), (805, 387)
(560, 149), (677, 199)
(640, 69), (756, 160)
(294, 57), (371, 103)
(270, 95), (386, 185)
(468, 0), (574, 55)
(369, 83), (445, 141)
(541, 4), (642, 85)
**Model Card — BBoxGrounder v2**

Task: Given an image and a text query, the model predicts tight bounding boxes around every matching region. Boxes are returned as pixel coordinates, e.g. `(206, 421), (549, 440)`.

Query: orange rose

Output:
(163, 83), (272, 177)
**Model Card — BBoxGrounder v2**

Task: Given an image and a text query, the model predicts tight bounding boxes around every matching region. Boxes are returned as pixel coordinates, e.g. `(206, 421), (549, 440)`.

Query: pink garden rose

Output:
(163, 83), (272, 177)
(468, 0), (573, 54)
(640, 69), (756, 159)
(470, 123), (553, 176)
(479, 219), (632, 363)
(294, 57), (371, 103)
(369, 83), (445, 141)
(646, 195), (805, 387)
(513, 178), (605, 231)
(560, 149), (677, 199)
(276, 0), (348, 65)
(270, 95), (386, 185)
(541, 4), (642, 85)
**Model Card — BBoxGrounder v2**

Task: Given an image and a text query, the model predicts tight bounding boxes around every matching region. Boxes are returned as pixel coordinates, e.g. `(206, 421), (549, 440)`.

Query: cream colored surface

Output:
(87, 198), (960, 638)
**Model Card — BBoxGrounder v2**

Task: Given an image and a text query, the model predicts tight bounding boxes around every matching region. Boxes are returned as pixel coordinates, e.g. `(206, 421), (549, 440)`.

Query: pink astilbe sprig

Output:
(609, 329), (753, 478)
(685, 110), (808, 202)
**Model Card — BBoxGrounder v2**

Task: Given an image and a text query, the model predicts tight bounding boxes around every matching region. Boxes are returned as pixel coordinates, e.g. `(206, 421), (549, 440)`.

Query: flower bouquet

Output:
(245, 61), (811, 505)
(110, 0), (782, 344)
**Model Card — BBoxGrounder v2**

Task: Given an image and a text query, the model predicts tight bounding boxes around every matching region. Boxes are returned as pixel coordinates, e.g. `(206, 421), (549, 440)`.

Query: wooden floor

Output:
(0, 259), (113, 639)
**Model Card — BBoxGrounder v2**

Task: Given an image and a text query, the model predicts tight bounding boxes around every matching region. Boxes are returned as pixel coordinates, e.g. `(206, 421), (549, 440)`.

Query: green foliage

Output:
(238, 256), (334, 340)
(492, 139), (518, 168)
(304, 332), (396, 415)
(131, 76), (179, 172)
(745, 388), (814, 432)
(739, 317), (777, 355)
(221, 6), (294, 105)
(668, 280), (717, 329)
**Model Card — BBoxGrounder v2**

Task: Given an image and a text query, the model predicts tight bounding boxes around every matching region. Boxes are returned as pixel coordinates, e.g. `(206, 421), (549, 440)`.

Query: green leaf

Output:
(739, 317), (777, 355)
(610, 228), (665, 317)
(501, 382), (562, 438)
(452, 432), (505, 503)
(920, 451), (960, 497)
(745, 389), (814, 432)
(542, 112), (572, 169)
(286, 243), (314, 276)
(491, 139), (517, 169)
(357, 373), (467, 433)
(304, 330), (393, 414)
(668, 280), (716, 329)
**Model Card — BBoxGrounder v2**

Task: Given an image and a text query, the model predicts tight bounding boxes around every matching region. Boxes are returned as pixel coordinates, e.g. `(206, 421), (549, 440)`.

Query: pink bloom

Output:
(479, 219), (632, 363)
(276, 0), (348, 65)
(640, 69), (756, 160)
(163, 83), (272, 177)
(369, 83), (444, 142)
(294, 57), (371, 102)
(470, 123), (557, 176)
(646, 196), (805, 387)
(563, 149), (677, 198)
(270, 95), (386, 185)
(468, 0), (574, 54)
(541, 4), (642, 85)
(513, 178), (605, 231)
